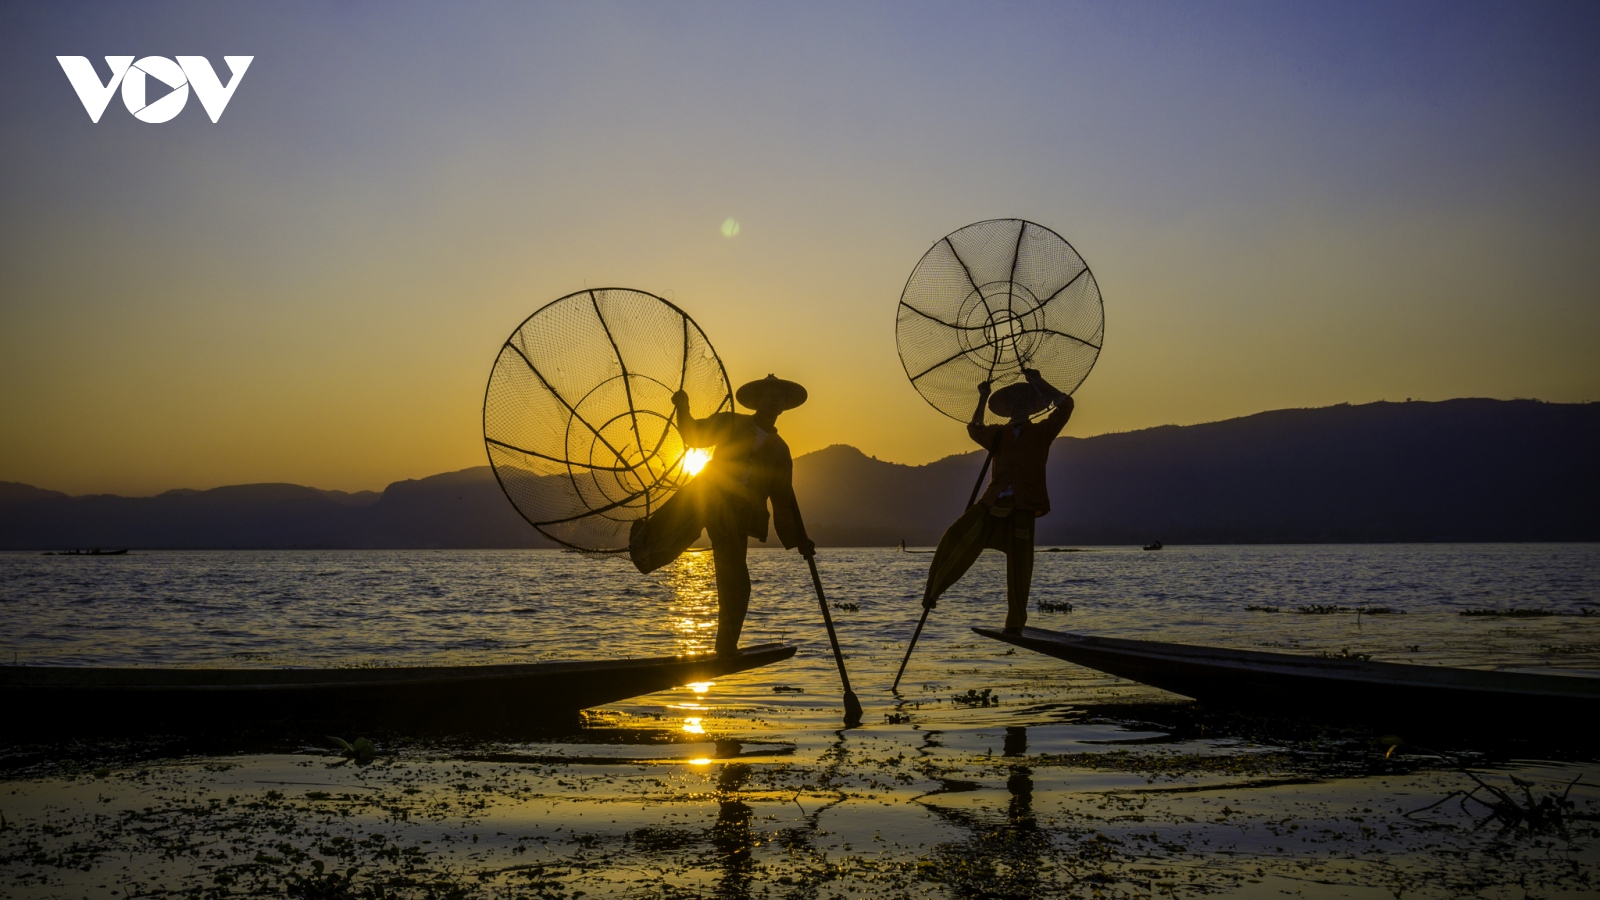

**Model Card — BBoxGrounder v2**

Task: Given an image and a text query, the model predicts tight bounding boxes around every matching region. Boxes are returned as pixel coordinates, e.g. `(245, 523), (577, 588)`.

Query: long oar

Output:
(791, 504), (863, 726)
(891, 450), (991, 693)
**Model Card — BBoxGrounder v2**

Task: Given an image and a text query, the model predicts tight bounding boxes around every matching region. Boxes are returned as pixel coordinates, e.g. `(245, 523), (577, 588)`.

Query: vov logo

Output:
(57, 56), (253, 123)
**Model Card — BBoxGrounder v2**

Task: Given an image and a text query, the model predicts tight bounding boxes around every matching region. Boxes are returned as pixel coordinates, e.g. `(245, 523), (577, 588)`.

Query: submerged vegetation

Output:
(2, 720), (1595, 900)
(1296, 605), (1403, 615)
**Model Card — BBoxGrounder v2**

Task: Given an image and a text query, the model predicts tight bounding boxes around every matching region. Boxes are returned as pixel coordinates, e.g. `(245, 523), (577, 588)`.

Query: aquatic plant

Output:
(1036, 600), (1073, 613)
(1460, 608), (1559, 617)
(1244, 604), (1280, 612)
(950, 688), (999, 708)
(1317, 647), (1373, 661)
(830, 601), (859, 612)
(1296, 605), (1403, 616)
(1399, 742), (1584, 835)
(327, 736), (377, 766)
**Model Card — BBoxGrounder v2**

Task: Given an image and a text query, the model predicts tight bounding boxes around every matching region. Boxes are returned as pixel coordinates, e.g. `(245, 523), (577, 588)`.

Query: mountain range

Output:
(1, 399), (1594, 550)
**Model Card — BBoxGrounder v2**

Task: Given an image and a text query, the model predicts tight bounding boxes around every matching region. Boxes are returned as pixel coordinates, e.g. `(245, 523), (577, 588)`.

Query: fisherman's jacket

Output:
(677, 411), (805, 547)
(968, 399), (1073, 516)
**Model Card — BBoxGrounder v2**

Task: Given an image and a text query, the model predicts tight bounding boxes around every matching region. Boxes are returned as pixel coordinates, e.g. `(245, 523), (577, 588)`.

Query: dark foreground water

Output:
(2, 545), (1598, 898)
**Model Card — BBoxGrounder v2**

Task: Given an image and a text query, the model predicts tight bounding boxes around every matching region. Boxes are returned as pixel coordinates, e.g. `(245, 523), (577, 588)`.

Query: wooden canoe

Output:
(974, 626), (1600, 723)
(0, 642), (795, 735)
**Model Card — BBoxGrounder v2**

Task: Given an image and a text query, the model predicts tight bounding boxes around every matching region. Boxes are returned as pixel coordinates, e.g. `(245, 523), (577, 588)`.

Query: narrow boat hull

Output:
(0, 643), (796, 736)
(974, 627), (1600, 724)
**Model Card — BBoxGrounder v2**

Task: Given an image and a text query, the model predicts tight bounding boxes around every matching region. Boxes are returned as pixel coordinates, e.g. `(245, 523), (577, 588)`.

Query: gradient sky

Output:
(2, 1), (1597, 496)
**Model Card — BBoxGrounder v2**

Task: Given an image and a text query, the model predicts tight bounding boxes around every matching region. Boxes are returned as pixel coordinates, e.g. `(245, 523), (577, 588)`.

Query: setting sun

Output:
(680, 448), (712, 477)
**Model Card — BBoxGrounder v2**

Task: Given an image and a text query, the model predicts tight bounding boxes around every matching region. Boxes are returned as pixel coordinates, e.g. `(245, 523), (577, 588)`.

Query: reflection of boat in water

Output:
(43, 548), (129, 556)
(974, 626), (1600, 723)
(1142, 540), (1162, 551)
(1, 643), (795, 735)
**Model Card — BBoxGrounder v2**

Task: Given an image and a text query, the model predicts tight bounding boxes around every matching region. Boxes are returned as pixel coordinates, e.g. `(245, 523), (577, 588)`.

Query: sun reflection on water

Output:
(682, 717), (705, 735)
(667, 551), (718, 656)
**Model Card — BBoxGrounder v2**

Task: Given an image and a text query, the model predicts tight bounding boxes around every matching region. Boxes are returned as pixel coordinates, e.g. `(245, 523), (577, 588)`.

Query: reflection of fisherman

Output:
(629, 375), (815, 655)
(920, 368), (1071, 632)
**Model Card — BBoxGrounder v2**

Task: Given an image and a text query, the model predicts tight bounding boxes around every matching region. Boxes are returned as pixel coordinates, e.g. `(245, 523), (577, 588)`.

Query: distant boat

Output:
(1, 643), (795, 735)
(974, 626), (1600, 725)
(1142, 540), (1163, 551)
(42, 548), (129, 556)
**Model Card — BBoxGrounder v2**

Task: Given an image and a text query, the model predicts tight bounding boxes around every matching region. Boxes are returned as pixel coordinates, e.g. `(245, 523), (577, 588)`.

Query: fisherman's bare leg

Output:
(708, 520), (750, 655)
(922, 503), (990, 608)
(1003, 512), (1035, 631)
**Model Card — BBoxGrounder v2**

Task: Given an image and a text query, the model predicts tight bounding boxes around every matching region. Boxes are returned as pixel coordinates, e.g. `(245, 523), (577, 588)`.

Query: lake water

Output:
(3, 545), (1598, 898)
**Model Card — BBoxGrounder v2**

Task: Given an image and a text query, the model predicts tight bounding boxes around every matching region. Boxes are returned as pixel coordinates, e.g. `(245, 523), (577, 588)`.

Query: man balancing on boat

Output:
(629, 375), (815, 656)
(920, 369), (1072, 633)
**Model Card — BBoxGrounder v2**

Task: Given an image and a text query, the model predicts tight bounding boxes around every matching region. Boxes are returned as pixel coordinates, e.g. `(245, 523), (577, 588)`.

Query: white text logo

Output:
(57, 56), (253, 123)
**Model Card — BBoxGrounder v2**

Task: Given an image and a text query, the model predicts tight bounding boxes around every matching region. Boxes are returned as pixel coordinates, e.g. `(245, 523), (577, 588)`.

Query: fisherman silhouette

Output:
(629, 374), (815, 655)
(919, 368), (1072, 632)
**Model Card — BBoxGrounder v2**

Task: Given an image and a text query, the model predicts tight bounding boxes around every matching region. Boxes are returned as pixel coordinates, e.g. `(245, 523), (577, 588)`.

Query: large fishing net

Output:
(896, 219), (1104, 425)
(483, 288), (732, 552)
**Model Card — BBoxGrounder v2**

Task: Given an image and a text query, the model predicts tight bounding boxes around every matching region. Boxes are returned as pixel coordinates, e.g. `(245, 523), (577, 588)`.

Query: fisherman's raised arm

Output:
(966, 380), (1000, 448)
(672, 390), (735, 447)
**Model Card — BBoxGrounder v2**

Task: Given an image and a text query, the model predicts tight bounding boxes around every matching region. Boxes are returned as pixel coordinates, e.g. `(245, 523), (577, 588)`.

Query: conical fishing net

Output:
(483, 288), (732, 552)
(896, 219), (1104, 425)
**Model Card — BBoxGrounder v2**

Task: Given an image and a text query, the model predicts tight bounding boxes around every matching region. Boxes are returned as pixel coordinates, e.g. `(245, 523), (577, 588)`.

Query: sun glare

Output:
(681, 448), (712, 477)
(688, 681), (714, 693)
(682, 717), (706, 735)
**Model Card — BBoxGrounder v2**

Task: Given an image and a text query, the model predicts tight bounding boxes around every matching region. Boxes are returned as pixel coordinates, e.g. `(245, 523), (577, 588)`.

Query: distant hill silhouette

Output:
(1, 399), (1594, 549)
(0, 469), (550, 550)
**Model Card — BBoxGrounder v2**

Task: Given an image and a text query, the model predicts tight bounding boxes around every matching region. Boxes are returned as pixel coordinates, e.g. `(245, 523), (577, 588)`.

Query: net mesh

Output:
(482, 288), (732, 552)
(896, 219), (1104, 424)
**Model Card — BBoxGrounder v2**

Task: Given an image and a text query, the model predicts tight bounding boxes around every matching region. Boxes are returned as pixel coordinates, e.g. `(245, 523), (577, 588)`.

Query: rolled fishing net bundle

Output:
(896, 219), (1104, 425)
(483, 288), (732, 552)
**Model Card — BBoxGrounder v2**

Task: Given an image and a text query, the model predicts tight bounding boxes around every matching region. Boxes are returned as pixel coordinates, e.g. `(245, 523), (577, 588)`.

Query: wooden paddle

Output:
(791, 503), (863, 726)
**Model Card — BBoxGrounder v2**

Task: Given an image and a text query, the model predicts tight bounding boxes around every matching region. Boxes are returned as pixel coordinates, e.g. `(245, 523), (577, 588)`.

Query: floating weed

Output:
(1297, 605), (1402, 615)
(1244, 605), (1280, 613)
(830, 601), (859, 612)
(1461, 608), (1560, 618)
(950, 689), (999, 708)
(1316, 647), (1373, 661)
(328, 736), (377, 766)
(1036, 600), (1073, 613)
(1401, 745), (1585, 835)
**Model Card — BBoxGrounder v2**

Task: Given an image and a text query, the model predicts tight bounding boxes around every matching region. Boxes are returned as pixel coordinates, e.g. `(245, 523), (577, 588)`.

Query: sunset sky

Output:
(2, 1), (1596, 496)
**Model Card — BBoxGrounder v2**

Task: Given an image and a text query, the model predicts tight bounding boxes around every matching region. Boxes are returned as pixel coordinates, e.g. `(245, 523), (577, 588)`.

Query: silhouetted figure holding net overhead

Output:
(921, 368), (1072, 632)
(629, 375), (816, 656)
